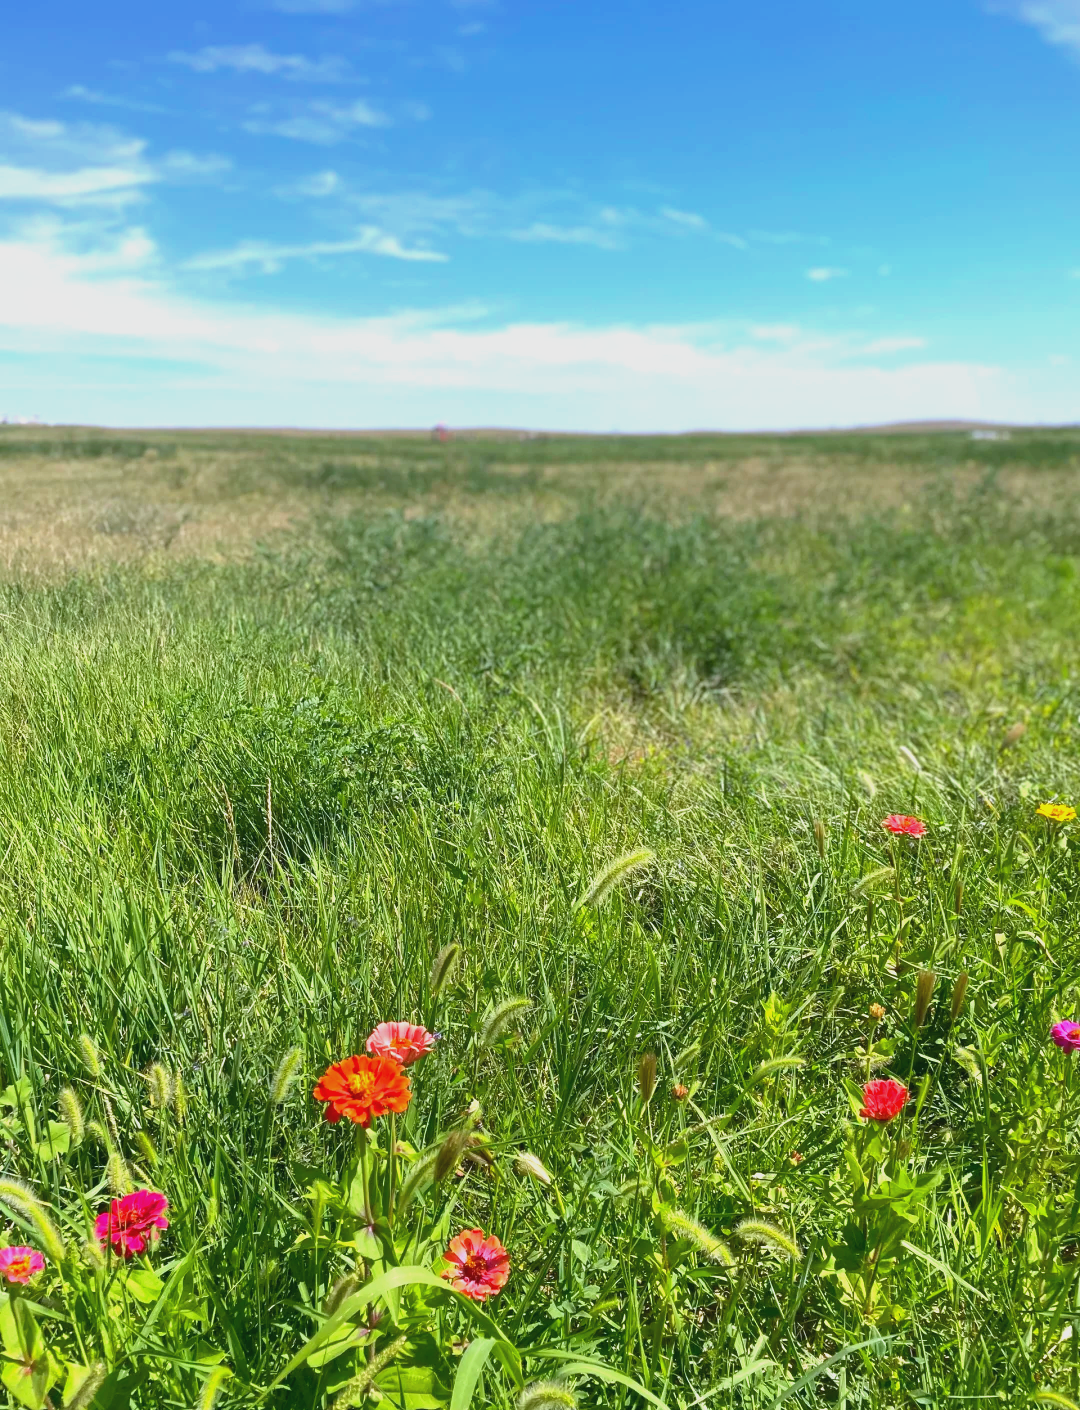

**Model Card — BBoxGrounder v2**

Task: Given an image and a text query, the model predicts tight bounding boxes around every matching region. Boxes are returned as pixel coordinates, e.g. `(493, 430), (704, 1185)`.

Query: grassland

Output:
(0, 424), (1080, 1408)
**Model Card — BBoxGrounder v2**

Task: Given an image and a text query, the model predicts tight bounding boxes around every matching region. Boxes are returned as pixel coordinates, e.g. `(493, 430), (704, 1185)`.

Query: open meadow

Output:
(0, 424), (1079, 1409)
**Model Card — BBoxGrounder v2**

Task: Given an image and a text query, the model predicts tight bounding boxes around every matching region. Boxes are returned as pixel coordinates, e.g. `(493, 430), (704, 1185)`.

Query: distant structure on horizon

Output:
(432, 423), (452, 443)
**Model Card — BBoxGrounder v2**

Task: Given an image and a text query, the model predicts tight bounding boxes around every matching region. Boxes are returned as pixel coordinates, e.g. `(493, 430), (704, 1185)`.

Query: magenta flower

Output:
(1052, 1020), (1080, 1054)
(95, 1190), (169, 1258)
(0, 1247), (44, 1284)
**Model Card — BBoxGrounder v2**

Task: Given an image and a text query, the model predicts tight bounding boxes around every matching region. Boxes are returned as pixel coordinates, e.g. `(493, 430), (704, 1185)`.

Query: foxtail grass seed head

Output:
(950, 971), (969, 1024)
(196, 1366), (233, 1410)
(637, 1052), (658, 1106)
(0, 1178), (66, 1265)
(953, 876), (964, 914)
(430, 942), (462, 996)
(660, 1206), (735, 1265)
(914, 969), (937, 1029)
(857, 770), (876, 800)
(58, 1087), (84, 1146)
(64, 1363), (107, 1410)
(813, 818), (826, 858)
(107, 1152), (132, 1196)
(271, 1047), (303, 1105)
(515, 1151), (553, 1185)
(735, 1218), (802, 1260)
(898, 744), (922, 773)
(398, 1147), (440, 1211)
(324, 1272), (359, 1313)
(102, 1094), (121, 1149)
(135, 1130), (158, 1167)
(331, 1335), (407, 1410)
(172, 1072), (187, 1125)
(1002, 721), (1026, 749)
(577, 847), (655, 908)
(869, 1003), (886, 1022)
(76, 1033), (101, 1080)
(479, 996), (531, 1048)
(518, 1380), (580, 1410)
(81, 1238), (106, 1273)
(146, 1063), (173, 1112)
(434, 1127), (472, 1183)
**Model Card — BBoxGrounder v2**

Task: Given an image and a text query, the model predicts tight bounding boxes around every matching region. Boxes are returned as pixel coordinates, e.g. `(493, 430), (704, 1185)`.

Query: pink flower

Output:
(366, 1022), (438, 1067)
(881, 815), (927, 837)
(441, 1228), (510, 1301)
(95, 1190), (169, 1258)
(0, 1247), (44, 1285)
(859, 1078), (908, 1122)
(1052, 1020), (1080, 1053)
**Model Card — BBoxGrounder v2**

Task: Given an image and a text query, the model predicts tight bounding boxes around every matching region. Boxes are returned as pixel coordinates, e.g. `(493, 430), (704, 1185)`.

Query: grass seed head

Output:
(1001, 721), (1026, 749)
(637, 1052), (658, 1105)
(479, 996), (531, 1048)
(950, 971), (969, 1024)
(76, 1033), (101, 1080)
(270, 1047), (303, 1105)
(58, 1086), (85, 1146)
(434, 1127), (472, 1182)
(813, 818), (826, 857)
(577, 847), (655, 908)
(135, 1130), (158, 1167)
(515, 1150), (553, 1185)
(196, 1366), (233, 1410)
(398, 1146), (440, 1210)
(735, 1217), (802, 1260)
(107, 1152), (132, 1196)
(324, 1272), (359, 1313)
(0, 1178), (66, 1264)
(659, 1206), (734, 1264)
(173, 1071), (188, 1125)
(331, 1335), (407, 1410)
(145, 1063), (173, 1112)
(63, 1363), (107, 1410)
(518, 1380), (580, 1410)
(914, 969), (937, 1029)
(430, 942), (462, 996)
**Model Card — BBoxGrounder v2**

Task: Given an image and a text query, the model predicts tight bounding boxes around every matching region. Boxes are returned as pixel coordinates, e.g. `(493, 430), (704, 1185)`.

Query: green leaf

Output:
(305, 1322), (369, 1372)
(449, 1338), (496, 1410)
(33, 1121), (70, 1162)
(0, 1080), (33, 1110)
(124, 1269), (164, 1305)
(0, 1298), (57, 1410)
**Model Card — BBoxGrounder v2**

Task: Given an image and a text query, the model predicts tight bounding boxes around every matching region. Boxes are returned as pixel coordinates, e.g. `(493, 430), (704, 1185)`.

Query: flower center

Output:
(462, 1254), (490, 1281)
(347, 1071), (376, 1101)
(1069, 1027), (1080, 1041)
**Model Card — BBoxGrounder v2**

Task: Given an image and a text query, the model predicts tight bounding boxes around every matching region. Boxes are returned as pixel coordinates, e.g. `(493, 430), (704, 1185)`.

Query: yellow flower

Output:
(1037, 802), (1077, 823)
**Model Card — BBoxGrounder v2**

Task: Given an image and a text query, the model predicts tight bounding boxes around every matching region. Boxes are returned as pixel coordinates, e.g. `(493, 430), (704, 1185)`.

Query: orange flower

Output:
(313, 1054), (411, 1126)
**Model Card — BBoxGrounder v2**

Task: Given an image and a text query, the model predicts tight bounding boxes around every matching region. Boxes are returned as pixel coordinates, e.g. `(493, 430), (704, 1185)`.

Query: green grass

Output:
(0, 428), (1079, 1408)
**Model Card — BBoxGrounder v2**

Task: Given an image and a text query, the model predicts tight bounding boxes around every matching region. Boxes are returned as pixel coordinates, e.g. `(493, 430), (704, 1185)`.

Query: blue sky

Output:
(0, 0), (1078, 430)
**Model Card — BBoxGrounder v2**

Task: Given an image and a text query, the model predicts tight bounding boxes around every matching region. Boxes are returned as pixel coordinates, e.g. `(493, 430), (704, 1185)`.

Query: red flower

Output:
(366, 1022), (438, 1066)
(95, 1190), (169, 1258)
(313, 1054), (411, 1126)
(881, 815), (927, 837)
(441, 1228), (510, 1301)
(859, 1078), (908, 1123)
(0, 1247), (44, 1284)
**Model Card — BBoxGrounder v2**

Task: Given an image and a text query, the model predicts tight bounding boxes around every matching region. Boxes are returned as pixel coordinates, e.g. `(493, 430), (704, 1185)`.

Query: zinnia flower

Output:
(0, 1247), (44, 1284)
(859, 1078), (908, 1123)
(366, 1022), (438, 1067)
(95, 1190), (169, 1258)
(1038, 802), (1076, 823)
(1052, 1020), (1080, 1053)
(313, 1054), (411, 1126)
(881, 814), (927, 837)
(442, 1229), (510, 1301)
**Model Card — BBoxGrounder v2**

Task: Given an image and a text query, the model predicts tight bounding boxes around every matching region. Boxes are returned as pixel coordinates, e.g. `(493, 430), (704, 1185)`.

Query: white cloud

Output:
(286, 170), (341, 197)
(245, 98), (391, 143)
(991, 1), (1080, 58)
(169, 44), (349, 82)
(0, 220), (1046, 433)
(860, 336), (927, 355)
(660, 205), (707, 230)
(184, 228), (448, 272)
(0, 164), (152, 203)
(62, 86), (169, 116)
(507, 222), (623, 250)
(807, 266), (847, 281)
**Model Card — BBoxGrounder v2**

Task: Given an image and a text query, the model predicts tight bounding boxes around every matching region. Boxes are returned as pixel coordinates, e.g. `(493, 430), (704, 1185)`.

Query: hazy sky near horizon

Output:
(1, 0), (1078, 430)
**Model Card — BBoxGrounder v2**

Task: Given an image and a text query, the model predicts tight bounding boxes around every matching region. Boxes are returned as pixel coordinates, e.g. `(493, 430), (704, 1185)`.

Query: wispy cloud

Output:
(660, 205), (707, 230)
(0, 220), (1019, 432)
(807, 266), (847, 281)
(184, 228), (448, 273)
(508, 221), (623, 250)
(244, 99), (392, 143)
(62, 86), (169, 115)
(990, 2), (1080, 59)
(0, 164), (151, 203)
(169, 44), (349, 82)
